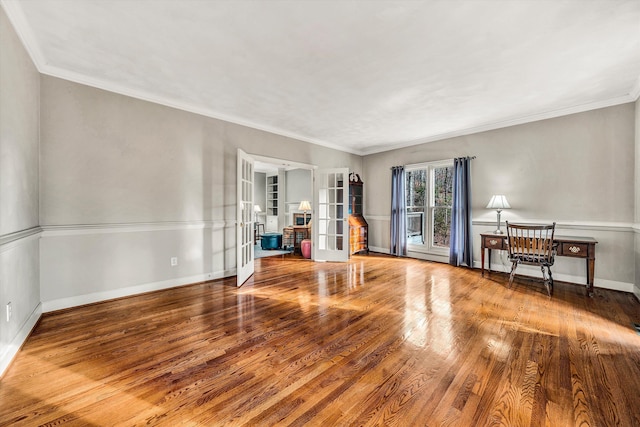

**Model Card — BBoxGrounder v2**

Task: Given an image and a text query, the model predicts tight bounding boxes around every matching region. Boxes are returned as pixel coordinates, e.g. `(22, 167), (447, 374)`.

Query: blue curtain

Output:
(449, 157), (473, 267)
(390, 166), (407, 256)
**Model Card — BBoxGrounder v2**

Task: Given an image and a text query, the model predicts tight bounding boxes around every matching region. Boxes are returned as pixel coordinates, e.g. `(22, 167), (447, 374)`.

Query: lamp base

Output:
(494, 210), (504, 235)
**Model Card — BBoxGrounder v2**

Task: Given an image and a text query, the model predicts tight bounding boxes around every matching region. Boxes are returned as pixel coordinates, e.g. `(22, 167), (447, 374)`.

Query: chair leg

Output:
(547, 266), (554, 295)
(541, 265), (552, 296)
(508, 261), (518, 288)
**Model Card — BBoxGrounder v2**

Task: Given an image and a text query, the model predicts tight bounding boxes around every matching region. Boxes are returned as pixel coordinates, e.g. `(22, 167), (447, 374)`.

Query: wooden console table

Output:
(480, 232), (598, 297)
(283, 226), (310, 253)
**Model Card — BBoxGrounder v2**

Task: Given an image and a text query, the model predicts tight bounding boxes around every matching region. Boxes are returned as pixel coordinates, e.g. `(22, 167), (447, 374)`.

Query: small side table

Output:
(254, 223), (265, 243)
(480, 233), (507, 277)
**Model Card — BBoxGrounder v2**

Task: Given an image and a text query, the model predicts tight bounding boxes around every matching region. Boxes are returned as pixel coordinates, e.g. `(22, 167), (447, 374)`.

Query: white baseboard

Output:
(580, 277), (633, 293)
(368, 247), (449, 264)
(42, 269), (236, 313)
(0, 302), (42, 378)
(368, 246), (390, 254)
(406, 250), (449, 264)
(472, 261), (633, 293)
(368, 248), (633, 293)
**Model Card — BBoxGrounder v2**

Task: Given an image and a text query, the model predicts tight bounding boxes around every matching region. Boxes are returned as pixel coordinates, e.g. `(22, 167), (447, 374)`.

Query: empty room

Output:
(1, 0), (640, 425)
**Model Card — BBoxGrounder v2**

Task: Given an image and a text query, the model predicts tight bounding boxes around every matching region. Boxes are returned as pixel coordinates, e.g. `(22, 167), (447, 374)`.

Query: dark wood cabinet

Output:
(349, 173), (368, 255)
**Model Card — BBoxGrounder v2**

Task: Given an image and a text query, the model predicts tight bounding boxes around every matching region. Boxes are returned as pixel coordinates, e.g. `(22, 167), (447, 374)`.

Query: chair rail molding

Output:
(474, 219), (633, 232)
(367, 216), (633, 232)
(0, 226), (42, 252)
(40, 220), (233, 237)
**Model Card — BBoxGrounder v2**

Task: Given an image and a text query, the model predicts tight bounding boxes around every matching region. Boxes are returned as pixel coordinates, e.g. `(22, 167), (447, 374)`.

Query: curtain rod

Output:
(390, 156), (476, 169)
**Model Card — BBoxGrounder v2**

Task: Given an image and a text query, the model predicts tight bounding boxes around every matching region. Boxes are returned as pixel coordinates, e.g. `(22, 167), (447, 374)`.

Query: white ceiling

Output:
(3, 0), (640, 155)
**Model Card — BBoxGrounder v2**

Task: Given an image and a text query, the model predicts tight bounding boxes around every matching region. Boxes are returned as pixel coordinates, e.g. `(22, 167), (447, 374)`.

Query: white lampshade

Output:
(254, 205), (262, 213)
(486, 195), (511, 210)
(298, 200), (311, 211)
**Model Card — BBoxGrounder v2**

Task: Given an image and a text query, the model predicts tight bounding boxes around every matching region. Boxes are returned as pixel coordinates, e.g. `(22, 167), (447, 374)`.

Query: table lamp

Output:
(486, 195), (510, 234)
(253, 205), (262, 223)
(298, 200), (311, 226)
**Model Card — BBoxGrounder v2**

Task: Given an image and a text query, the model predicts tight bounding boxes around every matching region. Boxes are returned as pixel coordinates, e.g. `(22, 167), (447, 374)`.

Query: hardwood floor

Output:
(2, 253), (640, 426)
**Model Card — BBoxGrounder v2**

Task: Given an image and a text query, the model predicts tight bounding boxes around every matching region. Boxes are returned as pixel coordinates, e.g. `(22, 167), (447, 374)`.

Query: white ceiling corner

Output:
(3, 0), (640, 156)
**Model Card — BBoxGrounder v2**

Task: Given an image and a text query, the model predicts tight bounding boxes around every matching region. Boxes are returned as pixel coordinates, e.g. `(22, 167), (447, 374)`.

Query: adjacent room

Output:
(1, 0), (640, 425)
(253, 160), (313, 259)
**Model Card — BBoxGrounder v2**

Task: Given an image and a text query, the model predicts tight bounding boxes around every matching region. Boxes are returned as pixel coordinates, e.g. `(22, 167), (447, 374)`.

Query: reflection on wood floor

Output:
(1, 253), (640, 426)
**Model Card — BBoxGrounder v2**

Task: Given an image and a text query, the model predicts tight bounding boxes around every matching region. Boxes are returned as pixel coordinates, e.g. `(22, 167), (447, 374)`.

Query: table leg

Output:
(481, 247), (486, 276)
(586, 258), (595, 297)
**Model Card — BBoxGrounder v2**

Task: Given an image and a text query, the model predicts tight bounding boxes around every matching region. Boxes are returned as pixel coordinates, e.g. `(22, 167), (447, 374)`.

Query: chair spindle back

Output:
(506, 222), (556, 263)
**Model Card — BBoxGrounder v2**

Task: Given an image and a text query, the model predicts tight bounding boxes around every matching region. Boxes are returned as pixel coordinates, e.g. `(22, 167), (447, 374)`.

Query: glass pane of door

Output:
(236, 149), (255, 286)
(314, 168), (349, 262)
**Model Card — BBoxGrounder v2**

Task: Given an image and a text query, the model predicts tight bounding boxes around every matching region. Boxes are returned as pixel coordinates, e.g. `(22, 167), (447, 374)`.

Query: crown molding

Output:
(40, 64), (361, 156)
(1, 0), (358, 156)
(360, 93), (639, 155)
(0, 0), (47, 71)
(3, 0), (638, 158)
(46, 59), (634, 158)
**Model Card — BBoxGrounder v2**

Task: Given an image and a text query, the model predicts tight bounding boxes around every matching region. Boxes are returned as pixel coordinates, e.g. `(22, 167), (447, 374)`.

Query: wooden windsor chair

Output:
(505, 222), (557, 296)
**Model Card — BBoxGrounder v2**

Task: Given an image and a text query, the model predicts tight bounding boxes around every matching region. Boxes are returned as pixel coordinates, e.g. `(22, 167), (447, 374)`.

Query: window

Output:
(405, 160), (454, 254)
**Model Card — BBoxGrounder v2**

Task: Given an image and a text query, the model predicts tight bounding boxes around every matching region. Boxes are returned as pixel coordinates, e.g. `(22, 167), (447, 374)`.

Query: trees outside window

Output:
(405, 160), (453, 254)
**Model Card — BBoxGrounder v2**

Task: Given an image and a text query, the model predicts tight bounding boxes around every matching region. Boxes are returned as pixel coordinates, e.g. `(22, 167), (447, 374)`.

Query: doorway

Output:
(236, 151), (350, 286)
(253, 156), (314, 259)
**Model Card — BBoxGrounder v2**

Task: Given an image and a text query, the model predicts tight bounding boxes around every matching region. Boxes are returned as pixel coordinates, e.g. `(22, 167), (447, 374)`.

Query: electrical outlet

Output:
(171, 257), (178, 267)
(6, 302), (12, 322)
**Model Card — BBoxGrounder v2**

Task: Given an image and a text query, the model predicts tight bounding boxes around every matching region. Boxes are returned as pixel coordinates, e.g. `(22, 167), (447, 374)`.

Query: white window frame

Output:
(405, 159), (453, 256)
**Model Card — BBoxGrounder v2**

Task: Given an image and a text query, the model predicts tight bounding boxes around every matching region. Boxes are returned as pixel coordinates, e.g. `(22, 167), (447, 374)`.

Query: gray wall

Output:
(0, 7), (41, 374)
(2, 0), (638, 376)
(364, 104), (637, 291)
(39, 75), (362, 310)
(254, 172), (266, 216)
(635, 96), (640, 300)
(285, 168), (312, 206)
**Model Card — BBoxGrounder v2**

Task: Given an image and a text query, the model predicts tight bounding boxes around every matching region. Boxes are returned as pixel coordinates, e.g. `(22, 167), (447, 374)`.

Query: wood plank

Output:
(1, 253), (639, 426)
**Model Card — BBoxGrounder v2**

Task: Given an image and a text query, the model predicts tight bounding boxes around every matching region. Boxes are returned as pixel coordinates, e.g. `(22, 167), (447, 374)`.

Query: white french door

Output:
(236, 149), (255, 286)
(313, 168), (349, 262)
